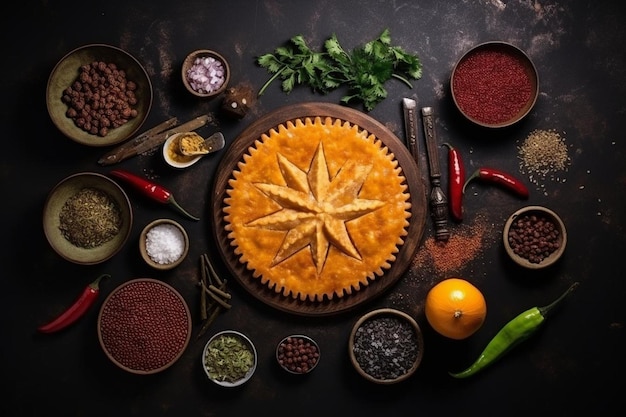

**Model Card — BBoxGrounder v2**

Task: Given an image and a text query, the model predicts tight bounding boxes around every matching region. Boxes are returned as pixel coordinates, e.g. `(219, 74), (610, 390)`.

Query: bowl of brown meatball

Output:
(46, 44), (153, 146)
(503, 205), (567, 269)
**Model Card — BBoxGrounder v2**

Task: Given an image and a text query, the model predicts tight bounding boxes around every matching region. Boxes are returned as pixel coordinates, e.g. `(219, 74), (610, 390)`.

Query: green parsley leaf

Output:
(257, 29), (422, 111)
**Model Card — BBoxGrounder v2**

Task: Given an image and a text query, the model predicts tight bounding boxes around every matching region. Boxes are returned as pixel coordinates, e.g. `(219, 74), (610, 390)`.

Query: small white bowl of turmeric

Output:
(162, 132), (204, 169)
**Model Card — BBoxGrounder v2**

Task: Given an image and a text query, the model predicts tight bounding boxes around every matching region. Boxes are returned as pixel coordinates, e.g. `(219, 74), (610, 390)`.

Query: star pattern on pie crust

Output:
(223, 116), (411, 302)
(247, 143), (385, 275)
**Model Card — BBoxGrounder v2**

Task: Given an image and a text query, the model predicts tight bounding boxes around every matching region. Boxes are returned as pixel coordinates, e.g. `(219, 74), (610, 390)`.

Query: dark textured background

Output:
(2, 1), (624, 415)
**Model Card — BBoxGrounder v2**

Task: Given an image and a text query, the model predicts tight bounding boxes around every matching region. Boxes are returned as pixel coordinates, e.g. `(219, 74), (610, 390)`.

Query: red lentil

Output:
(453, 48), (533, 125)
(98, 279), (191, 374)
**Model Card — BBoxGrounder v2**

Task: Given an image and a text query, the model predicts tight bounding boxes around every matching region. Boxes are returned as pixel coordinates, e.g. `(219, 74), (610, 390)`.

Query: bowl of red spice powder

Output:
(451, 41), (539, 128)
(97, 278), (192, 374)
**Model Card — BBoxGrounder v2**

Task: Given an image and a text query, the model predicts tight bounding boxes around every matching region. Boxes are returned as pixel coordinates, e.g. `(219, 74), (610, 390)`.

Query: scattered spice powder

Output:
(518, 129), (570, 193)
(412, 214), (494, 276)
(59, 187), (122, 248)
(453, 48), (533, 125)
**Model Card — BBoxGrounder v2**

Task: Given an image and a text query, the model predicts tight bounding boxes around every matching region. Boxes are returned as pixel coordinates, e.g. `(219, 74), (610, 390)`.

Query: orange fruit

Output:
(424, 278), (487, 340)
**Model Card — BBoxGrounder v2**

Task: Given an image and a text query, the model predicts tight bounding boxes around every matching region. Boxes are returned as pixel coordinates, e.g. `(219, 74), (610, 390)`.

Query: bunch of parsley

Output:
(257, 29), (422, 111)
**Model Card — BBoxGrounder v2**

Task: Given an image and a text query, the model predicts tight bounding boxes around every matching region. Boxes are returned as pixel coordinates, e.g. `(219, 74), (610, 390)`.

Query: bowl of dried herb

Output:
(348, 308), (424, 384)
(42, 172), (133, 265)
(202, 330), (257, 387)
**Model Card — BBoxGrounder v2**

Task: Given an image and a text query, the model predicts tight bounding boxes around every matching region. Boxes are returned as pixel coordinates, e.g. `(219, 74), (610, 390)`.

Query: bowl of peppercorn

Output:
(182, 49), (230, 98)
(202, 330), (257, 387)
(503, 205), (567, 269)
(348, 308), (424, 384)
(450, 41), (539, 128)
(42, 172), (133, 265)
(47, 44), (153, 146)
(276, 334), (321, 375)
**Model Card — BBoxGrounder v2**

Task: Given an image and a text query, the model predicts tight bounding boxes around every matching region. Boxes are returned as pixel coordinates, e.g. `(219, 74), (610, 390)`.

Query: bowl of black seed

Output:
(276, 334), (320, 375)
(503, 205), (567, 269)
(348, 308), (424, 384)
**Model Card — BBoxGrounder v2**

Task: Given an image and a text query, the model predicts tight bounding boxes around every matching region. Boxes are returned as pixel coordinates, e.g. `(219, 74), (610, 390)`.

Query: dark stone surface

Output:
(2, 1), (624, 415)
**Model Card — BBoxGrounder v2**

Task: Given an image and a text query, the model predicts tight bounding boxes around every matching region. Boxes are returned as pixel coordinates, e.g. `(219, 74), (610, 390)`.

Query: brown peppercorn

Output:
(277, 335), (320, 374)
(507, 213), (560, 264)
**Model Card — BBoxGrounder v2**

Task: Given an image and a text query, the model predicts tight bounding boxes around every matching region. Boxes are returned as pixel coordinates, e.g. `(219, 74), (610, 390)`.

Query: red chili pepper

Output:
(443, 143), (465, 222)
(463, 167), (529, 199)
(38, 274), (109, 334)
(110, 169), (200, 221)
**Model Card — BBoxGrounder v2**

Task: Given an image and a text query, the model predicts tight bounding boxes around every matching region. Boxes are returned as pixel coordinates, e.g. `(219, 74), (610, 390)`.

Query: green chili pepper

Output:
(449, 281), (579, 379)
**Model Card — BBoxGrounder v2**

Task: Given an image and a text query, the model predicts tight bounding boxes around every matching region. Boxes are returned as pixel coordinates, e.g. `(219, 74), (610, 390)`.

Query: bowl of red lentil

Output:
(202, 330), (257, 387)
(139, 218), (189, 270)
(182, 49), (230, 98)
(276, 334), (321, 375)
(503, 205), (567, 269)
(42, 172), (133, 265)
(47, 44), (153, 146)
(450, 41), (539, 128)
(97, 278), (192, 375)
(348, 308), (424, 384)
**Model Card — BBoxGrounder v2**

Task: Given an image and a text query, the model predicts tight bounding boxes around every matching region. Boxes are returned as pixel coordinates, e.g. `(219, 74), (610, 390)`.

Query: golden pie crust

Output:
(224, 116), (411, 302)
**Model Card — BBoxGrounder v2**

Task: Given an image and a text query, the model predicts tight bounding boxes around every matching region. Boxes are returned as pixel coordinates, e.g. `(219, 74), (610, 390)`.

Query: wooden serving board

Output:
(211, 102), (427, 316)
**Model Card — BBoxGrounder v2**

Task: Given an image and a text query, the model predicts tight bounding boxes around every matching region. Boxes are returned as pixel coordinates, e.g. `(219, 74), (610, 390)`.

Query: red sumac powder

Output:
(453, 48), (533, 125)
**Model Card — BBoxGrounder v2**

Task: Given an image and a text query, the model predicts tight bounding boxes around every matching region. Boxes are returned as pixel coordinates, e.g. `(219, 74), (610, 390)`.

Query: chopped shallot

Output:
(186, 56), (226, 94)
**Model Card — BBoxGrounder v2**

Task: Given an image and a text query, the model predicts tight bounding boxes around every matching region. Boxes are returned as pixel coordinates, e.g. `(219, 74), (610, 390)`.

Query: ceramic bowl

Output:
(503, 205), (567, 269)
(276, 334), (321, 374)
(450, 41), (539, 128)
(162, 132), (203, 169)
(348, 308), (424, 384)
(46, 44), (153, 146)
(97, 278), (192, 375)
(202, 330), (257, 387)
(139, 218), (189, 270)
(42, 172), (133, 265)
(181, 49), (230, 98)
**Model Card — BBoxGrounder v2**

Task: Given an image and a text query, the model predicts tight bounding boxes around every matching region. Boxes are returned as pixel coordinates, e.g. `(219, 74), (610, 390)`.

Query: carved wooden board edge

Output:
(210, 102), (427, 316)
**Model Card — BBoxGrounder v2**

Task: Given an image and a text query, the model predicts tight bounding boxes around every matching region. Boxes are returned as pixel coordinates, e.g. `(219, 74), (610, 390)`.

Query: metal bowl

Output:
(451, 41), (539, 128)
(348, 308), (424, 384)
(181, 49), (230, 98)
(276, 334), (321, 374)
(42, 172), (133, 265)
(139, 218), (189, 270)
(46, 44), (153, 146)
(503, 205), (567, 269)
(202, 330), (257, 387)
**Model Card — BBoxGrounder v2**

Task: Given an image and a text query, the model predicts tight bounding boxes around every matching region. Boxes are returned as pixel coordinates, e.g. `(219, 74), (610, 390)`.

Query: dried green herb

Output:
(58, 187), (122, 248)
(257, 28), (422, 111)
(204, 334), (254, 382)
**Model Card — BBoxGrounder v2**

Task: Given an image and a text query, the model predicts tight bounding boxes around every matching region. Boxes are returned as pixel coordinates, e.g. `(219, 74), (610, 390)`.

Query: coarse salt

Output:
(146, 224), (185, 264)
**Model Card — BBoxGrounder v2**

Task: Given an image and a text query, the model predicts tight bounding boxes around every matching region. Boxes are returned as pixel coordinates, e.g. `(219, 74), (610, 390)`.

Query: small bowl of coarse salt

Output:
(139, 218), (189, 270)
(182, 49), (230, 98)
